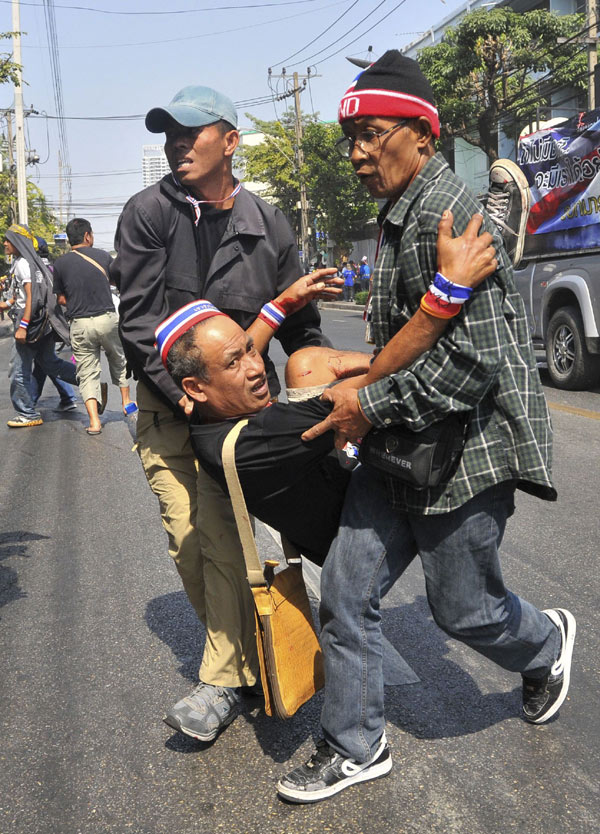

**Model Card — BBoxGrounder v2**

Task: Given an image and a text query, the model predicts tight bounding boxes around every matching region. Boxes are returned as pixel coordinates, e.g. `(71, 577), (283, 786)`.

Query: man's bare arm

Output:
(247, 268), (342, 355)
(14, 282), (32, 343)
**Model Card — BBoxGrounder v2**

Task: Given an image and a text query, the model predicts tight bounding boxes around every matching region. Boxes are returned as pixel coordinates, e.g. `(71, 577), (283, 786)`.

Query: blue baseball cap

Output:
(145, 85), (238, 133)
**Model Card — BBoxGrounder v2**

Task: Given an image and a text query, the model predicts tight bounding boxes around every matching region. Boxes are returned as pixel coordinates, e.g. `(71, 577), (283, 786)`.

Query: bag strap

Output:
(73, 249), (109, 281)
(222, 420), (267, 589)
(222, 419), (303, 587)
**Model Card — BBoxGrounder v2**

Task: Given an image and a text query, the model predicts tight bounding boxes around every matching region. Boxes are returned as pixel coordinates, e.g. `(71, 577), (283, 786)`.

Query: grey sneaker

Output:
(522, 608), (576, 724)
(56, 401), (78, 412)
(277, 733), (392, 804)
(7, 415), (43, 428)
(163, 682), (243, 742)
(483, 158), (531, 267)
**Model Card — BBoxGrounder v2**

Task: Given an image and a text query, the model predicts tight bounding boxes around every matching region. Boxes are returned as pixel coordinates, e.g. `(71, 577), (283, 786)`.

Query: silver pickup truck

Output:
(513, 252), (600, 390)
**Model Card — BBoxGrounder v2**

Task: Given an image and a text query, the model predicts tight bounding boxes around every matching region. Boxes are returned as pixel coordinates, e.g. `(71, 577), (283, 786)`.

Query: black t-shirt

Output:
(52, 246), (115, 319)
(196, 205), (232, 287)
(189, 397), (350, 565)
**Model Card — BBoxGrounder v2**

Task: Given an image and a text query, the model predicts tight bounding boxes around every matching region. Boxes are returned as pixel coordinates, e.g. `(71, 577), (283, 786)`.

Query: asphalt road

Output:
(0, 308), (599, 834)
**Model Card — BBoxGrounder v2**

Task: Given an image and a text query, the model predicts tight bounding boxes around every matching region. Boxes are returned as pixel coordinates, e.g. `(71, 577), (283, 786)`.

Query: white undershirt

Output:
(10, 257), (31, 308)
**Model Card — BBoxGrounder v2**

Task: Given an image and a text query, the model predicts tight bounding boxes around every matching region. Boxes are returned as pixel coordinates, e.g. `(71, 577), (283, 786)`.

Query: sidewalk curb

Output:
(317, 301), (365, 312)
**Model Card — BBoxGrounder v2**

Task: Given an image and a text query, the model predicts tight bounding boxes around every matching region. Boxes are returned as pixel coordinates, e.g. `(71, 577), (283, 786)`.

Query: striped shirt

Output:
(357, 153), (556, 514)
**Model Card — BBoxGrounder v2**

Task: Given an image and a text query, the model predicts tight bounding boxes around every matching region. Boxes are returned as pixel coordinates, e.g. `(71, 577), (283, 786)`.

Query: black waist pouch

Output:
(359, 413), (468, 490)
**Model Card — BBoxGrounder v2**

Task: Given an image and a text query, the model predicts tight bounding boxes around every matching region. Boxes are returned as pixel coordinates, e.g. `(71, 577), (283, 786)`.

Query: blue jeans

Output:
(9, 332), (78, 419)
(31, 359), (77, 406)
(319, 466), (560, 762)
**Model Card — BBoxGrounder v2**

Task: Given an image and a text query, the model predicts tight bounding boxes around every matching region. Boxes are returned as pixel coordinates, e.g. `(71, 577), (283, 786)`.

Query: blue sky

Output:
(1, 0), (467, 248)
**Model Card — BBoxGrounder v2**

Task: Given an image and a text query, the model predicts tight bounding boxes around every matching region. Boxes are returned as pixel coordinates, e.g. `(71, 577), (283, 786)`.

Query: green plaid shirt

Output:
(357, 153), (556, 514)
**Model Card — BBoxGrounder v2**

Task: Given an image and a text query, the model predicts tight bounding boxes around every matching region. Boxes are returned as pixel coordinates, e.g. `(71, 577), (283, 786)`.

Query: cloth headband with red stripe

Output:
(155, 300), (227, 368)
(338, 87), (440, 137)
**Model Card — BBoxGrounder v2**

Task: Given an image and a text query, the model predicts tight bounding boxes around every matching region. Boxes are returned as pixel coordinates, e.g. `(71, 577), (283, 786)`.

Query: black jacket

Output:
(112, 176), (330, 411)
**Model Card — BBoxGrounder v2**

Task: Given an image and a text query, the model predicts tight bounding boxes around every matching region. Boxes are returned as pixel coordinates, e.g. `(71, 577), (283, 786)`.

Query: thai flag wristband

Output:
(258, 301), (286, 331)
(420, 291), (462, 320)
(19, 319), (29, 329)
(429, 272), (473, 305)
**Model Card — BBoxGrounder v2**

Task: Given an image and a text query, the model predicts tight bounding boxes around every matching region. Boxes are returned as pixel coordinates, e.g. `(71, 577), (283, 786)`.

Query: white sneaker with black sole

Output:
(277, 733), (392, 804)
(522, 608), (576, 724)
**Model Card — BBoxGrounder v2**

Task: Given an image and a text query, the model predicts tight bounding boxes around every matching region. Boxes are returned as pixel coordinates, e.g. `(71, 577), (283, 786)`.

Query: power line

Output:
(278, 0), (390, 68)
(283, 0), (409, 68)
(21, 0), (346, 50)
(37, 169), (142, 178)
(1, 0), (323, 13)
(29, 90), (284, 121)
(30, 113), (144, 121)
(271, 0), (361, 67)
(313, 0), (409, 67)
(42, 0), (72, 217)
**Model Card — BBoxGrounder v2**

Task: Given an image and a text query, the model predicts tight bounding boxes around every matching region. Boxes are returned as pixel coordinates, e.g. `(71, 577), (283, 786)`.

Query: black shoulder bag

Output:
(358, 412), (468, 490)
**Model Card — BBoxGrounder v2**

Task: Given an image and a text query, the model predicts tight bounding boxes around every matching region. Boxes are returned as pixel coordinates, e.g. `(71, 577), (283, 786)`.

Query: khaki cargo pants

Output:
(136, 381), (258, 688)
(70, 311), (128, 403)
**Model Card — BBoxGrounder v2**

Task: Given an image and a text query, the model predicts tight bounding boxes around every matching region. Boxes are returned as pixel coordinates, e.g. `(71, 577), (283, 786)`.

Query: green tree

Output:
(418, 9), (587, 162)
(0, 32), (59, 244)
(0, 167), (60, 250)
(302, 119), (378, 259)
(239, 110), (377, 261)
(0, 32), (21, 86)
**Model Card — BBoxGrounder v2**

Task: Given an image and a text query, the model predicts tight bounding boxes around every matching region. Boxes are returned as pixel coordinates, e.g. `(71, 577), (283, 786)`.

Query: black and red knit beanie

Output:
(338, 49), (440, 138)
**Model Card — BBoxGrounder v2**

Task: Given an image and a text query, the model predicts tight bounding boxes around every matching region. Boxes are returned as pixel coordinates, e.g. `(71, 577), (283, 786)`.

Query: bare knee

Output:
(285, 347), (340, 388)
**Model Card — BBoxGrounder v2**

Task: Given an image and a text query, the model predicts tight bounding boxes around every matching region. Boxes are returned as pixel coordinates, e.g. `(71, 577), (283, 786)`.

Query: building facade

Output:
(142, 145), (170, 188)
(402, 0), (586, 194)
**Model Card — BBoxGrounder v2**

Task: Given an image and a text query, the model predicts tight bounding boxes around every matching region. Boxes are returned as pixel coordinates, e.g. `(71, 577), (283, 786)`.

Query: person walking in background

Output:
(52, 218), (133, 436)
(341, 262), (355, 301)
(359, 255), (371, 292)
(30, 237), (78, 413)
(1, 225), (78, 428)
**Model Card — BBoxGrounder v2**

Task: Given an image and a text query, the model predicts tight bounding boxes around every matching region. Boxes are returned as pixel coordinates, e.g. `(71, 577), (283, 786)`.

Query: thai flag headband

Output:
(155, 300), (227, 368)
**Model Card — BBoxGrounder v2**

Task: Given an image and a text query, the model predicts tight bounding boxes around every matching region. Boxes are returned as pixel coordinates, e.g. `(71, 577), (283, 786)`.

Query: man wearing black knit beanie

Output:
(277, 51), (576, 804)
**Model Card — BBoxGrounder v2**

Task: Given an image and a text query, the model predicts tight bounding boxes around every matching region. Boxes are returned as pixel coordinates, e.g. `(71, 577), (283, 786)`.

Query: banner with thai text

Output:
(518, 108), (600, 257)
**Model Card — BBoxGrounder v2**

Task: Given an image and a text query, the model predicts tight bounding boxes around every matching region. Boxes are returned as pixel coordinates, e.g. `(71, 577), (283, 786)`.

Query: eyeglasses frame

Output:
(334, 120), (411, 159)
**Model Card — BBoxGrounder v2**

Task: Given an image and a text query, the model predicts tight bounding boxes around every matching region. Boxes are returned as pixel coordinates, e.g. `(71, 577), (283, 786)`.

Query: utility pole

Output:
(12, 0), (28, 226)
(58, 151), (63, 227)
(268, 68), (319, 269)
(588, 0), (597, 110)
(292, 72), (310, 270)
(5, 110), (17, 222)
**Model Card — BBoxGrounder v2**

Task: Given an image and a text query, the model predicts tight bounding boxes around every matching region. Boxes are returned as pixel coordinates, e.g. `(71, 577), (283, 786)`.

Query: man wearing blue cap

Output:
(112, 85), (334, 743)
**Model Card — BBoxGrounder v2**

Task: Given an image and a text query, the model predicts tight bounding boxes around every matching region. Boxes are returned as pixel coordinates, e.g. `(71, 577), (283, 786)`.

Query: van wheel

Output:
(546, 306), (600, 390)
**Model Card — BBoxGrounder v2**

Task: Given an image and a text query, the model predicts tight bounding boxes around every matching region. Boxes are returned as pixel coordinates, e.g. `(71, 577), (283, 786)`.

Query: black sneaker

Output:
(277, 733), (392, 804)
(483, 158), (531, 267)
(522, 608), (576, 724)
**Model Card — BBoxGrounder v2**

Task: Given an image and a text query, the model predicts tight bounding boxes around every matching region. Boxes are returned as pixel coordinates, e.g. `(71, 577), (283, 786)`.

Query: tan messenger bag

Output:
(222, 420), (325, 719)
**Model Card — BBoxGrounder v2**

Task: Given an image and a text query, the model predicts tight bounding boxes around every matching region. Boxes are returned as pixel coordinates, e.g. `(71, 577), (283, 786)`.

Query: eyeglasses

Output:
(334, 121), (410, 159)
